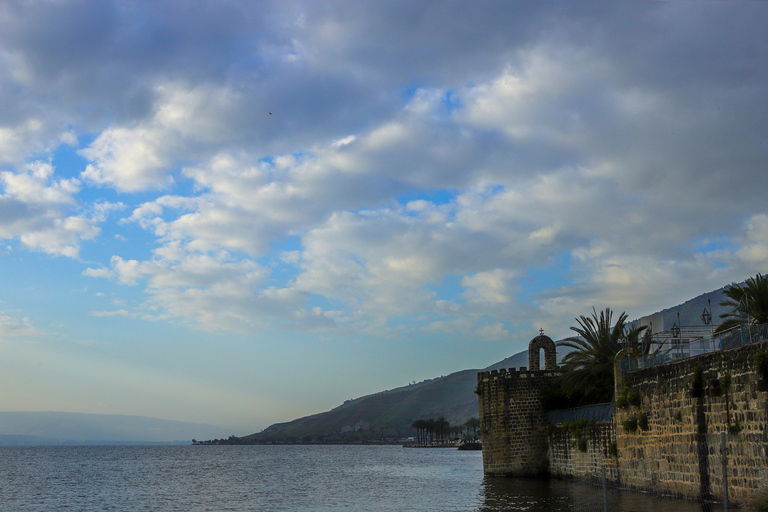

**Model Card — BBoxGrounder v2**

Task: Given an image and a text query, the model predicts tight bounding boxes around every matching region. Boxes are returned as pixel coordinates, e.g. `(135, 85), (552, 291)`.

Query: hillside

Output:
(239, 285), (733, 443)
(240, 351), (533, 443)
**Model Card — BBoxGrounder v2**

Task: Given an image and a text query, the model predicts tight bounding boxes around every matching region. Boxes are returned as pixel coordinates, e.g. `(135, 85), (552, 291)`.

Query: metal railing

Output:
(627, 323), (768, 371)
(546, 402), (614, 424)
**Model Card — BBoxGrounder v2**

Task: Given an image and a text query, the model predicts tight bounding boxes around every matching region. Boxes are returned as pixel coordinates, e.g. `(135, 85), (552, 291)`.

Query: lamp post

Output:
(670, 313), (681, 359)
(701, 298), (714, 351)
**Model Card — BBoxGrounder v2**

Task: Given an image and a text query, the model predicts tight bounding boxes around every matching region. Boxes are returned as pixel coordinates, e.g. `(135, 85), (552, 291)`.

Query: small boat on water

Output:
(457, 441), (481, 450)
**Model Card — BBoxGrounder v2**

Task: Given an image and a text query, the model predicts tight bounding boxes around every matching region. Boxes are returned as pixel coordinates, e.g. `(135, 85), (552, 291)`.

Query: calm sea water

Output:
(0, 445), (722, 511)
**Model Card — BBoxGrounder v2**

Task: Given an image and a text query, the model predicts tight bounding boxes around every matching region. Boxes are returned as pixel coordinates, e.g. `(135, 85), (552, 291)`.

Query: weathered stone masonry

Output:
(614, 339), (768, 503)
(478, 334), (559, 476)
(478, 336), (768, 505)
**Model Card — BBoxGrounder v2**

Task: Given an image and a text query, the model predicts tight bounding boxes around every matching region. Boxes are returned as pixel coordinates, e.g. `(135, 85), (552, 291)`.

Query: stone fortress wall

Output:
(477, 333), (559, 476)
(477, 335), (768, 505)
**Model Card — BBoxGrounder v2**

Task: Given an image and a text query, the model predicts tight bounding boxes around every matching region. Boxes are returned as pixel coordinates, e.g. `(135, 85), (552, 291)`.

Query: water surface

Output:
(0, 445), (723, 511)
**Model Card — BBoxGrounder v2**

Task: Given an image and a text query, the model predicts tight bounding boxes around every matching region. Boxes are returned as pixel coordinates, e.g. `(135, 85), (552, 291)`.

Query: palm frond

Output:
(555, 307), (646, 403)
(716, 273), (768, 333)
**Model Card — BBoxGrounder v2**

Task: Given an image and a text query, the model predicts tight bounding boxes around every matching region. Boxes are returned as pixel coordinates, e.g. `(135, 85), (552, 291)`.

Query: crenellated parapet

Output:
(477, 366), (560, 382)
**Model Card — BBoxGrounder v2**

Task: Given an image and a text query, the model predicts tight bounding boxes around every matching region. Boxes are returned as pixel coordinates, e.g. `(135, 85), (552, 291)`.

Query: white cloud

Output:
(80, 83), (238, 192)
(83, 246), (336, 332)
(90, 309), (132, 318)
(7, 1), (767, 340)
(736, 214), (768, 265)
(0, 161), (104, 257)
(462, 270), (516, 305)
(0, 314), (42, 339)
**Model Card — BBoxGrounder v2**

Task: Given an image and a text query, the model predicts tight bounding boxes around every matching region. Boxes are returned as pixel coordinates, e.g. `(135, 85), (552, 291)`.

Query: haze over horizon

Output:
(0, 1), (766, 433)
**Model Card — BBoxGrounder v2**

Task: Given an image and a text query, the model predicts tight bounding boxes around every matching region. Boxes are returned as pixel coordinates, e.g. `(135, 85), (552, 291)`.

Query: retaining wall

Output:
(613, 339), (768, 503)
(480, 339), (768, 505)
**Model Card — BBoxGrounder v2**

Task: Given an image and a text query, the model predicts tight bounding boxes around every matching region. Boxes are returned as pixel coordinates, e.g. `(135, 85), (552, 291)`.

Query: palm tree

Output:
(715, 273), (768, 333)
(411, 420), (424, 445)
(425, 418), (435, 445)
(436, 416), (450, 444)
(464, 417), (480, 439)
(557, 307), (646, 402)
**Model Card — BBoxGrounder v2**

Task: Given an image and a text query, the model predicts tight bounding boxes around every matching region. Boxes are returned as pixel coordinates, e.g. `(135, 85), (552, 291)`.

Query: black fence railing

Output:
(627, 323), (768, 371)
(546, 402), (613, 424)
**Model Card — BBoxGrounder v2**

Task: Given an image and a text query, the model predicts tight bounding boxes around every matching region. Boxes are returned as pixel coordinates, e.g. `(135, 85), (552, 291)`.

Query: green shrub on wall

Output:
(638, 413), (649, 431)
(608, 441), (618, 457)
(565, 419), (595, 452)
(615, 382), (642, 409)
(622, 416), (638, 433)
(720, 373), (732, 393)
(622, 412), (648, 433)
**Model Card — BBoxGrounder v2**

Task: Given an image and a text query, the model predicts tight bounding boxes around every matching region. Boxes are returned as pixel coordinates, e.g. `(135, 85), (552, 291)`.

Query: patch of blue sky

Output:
(439, 90), (462, 115)
(0, 250), (119, 327)
(402, 85), (423, 100)
(690, 235), (736, 270)
(167, 167), (201, 198)
(428, 274), (465, 304)
(479, 183), (505, 198)
(693, 235), (736, 255)
(49, 135), (94, 179)
(304, 293), (342, 314)
(79, 220), (157, 264)
(266, 235), (302, 260)
(259, 236), (303, 287)
(518, 252), (575, 305)
(396, 188), (457, 208)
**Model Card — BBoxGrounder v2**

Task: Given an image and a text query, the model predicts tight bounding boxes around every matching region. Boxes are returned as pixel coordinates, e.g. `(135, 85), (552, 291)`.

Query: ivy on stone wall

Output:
(615, 379), (642, 409)
(622, 416), (638, 433)
(621, 412), (649, 433)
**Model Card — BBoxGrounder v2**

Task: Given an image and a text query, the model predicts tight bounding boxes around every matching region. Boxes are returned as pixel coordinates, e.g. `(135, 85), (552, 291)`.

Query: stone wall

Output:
(480, 337), (768, 505)
(477, 367), (559, 475)
(613, 339), (768, 503)
(548, 420), (617, 482)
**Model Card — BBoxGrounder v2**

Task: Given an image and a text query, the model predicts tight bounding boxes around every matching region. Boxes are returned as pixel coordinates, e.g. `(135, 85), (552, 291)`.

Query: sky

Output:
(0, 1), (767, 434)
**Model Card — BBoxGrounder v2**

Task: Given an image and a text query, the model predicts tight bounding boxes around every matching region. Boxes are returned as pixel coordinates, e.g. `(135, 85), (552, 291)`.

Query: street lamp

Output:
(670, 312), (682, 358)
(701, 298), (714, 351)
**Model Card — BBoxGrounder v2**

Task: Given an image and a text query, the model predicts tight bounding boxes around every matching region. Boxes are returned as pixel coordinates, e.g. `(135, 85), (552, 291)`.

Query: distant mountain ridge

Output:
(241, 344), (561, 443)
(0, 412), (234, 445)
(241, 285), (732, 442)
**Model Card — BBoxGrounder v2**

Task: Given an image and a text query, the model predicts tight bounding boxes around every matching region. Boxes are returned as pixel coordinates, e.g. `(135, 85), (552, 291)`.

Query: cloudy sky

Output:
(0, 1), (766, 433)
